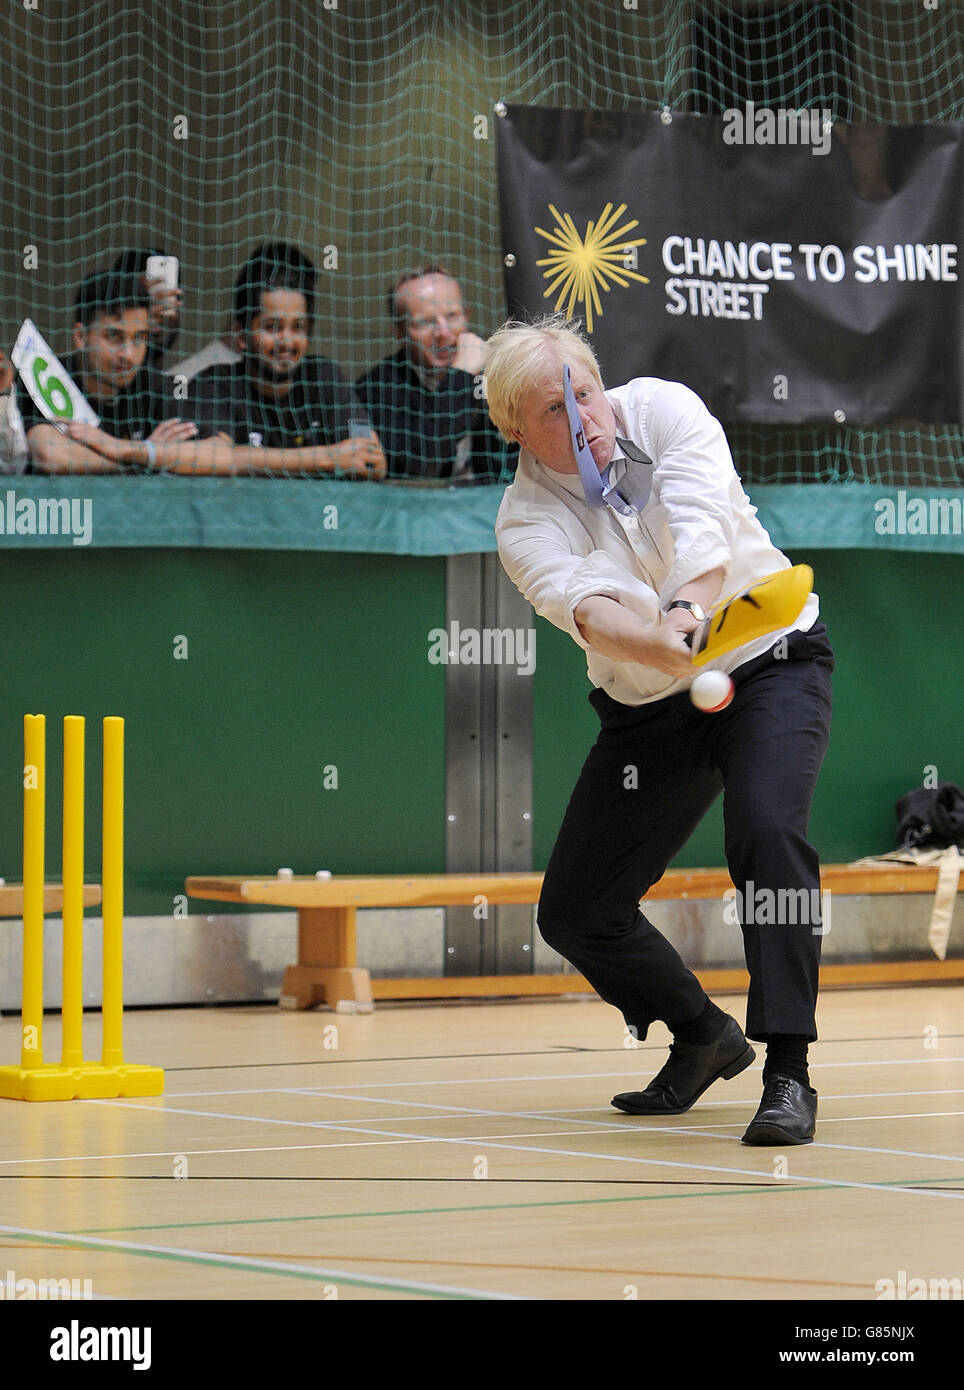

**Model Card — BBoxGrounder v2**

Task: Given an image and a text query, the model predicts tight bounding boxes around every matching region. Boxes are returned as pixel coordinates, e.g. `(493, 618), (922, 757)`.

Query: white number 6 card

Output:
(11, 319), (99, 426)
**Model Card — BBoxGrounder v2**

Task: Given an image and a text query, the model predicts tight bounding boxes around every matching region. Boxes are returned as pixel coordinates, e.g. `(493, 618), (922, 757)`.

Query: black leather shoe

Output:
(741, 1074), (817, 1145)
(611, 1016), (755, 1114)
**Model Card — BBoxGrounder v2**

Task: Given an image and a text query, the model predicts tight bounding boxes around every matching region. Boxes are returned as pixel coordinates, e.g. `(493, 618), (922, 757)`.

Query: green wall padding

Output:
(0, 477), (959, 554)
(0, 547), (958, 916)
(0, 549), (446, 914)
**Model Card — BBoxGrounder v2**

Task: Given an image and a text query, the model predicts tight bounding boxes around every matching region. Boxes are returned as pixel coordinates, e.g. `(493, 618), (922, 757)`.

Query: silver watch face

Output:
(671, 600), (705, 622)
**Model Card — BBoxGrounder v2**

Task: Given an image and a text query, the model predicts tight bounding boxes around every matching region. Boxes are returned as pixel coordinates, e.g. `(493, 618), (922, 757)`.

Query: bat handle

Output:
(684, 616), (710, 657)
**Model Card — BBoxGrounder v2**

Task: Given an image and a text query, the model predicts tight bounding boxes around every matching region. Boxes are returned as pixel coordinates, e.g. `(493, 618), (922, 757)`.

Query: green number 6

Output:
(32, 356), (73, 419)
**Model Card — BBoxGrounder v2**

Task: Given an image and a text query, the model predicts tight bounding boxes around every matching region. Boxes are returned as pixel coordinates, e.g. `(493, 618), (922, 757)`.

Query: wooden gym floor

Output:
(0, 984), (961, 1302)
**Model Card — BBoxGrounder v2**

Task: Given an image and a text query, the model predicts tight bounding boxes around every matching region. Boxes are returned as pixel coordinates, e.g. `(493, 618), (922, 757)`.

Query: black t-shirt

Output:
(18, 352), (188, 445)
(355, 351), (515, 481)
(192, 357), (361, 449)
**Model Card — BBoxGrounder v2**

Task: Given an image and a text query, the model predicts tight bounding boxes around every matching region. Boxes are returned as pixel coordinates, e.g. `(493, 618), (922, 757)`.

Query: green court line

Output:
(73, 1174), (963, 1237)
(2, 1226), (496, 1300)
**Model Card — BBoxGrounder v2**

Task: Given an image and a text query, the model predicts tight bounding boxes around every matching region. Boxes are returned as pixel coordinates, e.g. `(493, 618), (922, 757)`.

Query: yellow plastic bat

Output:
(687, 564), (814, 666)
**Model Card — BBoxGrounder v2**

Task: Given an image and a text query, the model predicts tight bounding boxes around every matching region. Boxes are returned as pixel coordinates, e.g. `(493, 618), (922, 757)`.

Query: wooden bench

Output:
(185, 864), (963, 1012)
(0, 883), (102, 916)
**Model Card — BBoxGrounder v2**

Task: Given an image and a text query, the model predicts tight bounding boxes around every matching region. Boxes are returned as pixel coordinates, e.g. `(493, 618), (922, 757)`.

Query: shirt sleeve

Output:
(0, 392), (29, 473)
(497, 503), (660, 650)
(639, 381), (741, 603)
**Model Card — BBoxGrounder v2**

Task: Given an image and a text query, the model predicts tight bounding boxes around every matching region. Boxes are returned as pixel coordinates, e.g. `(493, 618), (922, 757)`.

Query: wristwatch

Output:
(666, 599), (706, 622)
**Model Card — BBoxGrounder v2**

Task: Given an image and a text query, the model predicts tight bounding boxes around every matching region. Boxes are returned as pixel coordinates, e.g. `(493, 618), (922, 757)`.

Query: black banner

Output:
(496, 109), (964, 425)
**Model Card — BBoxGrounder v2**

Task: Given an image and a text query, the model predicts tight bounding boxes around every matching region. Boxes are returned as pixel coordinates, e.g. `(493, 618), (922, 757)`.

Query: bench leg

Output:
(278, 906), (374, 1013)
(279, 965), (374, 1013)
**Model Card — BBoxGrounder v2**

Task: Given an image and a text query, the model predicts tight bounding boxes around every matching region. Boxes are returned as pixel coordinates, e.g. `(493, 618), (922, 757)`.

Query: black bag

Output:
(895, 782), (964, 850)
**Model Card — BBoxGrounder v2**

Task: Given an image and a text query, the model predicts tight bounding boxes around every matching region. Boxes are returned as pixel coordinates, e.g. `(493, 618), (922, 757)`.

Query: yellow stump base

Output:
(0, 1062), (165, 1102)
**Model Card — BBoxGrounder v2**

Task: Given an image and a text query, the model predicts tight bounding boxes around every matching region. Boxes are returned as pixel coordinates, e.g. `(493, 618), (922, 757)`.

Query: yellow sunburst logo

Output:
(535, 203), (649, 333)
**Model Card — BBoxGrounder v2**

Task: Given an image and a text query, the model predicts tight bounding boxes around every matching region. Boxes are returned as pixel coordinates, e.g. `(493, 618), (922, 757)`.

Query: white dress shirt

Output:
(0, 391), (29, 473)
(496, 376), (819, 705)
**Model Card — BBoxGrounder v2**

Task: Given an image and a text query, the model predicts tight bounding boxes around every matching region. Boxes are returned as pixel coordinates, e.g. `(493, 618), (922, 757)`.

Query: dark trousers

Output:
(538, 623), (834, 1043)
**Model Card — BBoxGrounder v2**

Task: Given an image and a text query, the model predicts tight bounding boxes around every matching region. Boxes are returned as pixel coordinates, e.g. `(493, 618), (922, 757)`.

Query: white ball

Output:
(315, 869), (332, 880)
(690, 669), (735, 713)
(277, 866), (294, 879)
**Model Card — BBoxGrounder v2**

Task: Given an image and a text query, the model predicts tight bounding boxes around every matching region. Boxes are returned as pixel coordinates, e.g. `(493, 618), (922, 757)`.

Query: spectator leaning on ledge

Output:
(191, 245), (386, 479)
(355, 265), (513, 482)
(20, 269), (230, 475)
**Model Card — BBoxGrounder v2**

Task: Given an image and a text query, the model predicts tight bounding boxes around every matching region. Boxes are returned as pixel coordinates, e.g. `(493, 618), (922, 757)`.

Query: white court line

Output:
(2, 1077), (961, 1170)
(281, 1091), (964, 1164)
(2, 1099), (960, 1171)
(226, 1113), (964, 1200)
(637, 1112), (964, 1134)
(129, 1083), (964, 1106)
(161, 1054), (964, 1099)
(97, 1092), (964, 1169)
(780, 1110), (964, 1126)
(0, 1113), (960, 1176)
(520, 1088), (964, 1111)
(282, 1086), (964, 1135)
(283, 1086), (964, 1115)
(0, 1223), (523, 1301)
(651, 1122), (964, 1165)
(0, 1141), (457, 1167)
(71, 1098), (964, 1195)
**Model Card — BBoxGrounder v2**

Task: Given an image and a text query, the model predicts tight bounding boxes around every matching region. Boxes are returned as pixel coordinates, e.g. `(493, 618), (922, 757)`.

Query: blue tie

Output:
(563, 366), (650, 515)
(563, 364), (607, 508)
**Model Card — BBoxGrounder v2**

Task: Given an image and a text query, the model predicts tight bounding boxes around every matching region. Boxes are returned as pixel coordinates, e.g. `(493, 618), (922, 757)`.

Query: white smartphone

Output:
(145, 255), (179, 290)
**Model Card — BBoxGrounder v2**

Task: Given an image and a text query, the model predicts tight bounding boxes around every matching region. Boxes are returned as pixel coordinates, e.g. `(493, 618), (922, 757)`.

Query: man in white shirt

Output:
(485, 316), (834, 1145)
(0, 351), (29, 472)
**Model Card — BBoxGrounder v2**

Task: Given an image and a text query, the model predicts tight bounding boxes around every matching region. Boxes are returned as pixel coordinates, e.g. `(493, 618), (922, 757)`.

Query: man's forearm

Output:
(227, 444), (336, 475)
(128, 437), (236, 475)
(573, 594), (696, 679)
(573, 595), (659, 664)
(29, 427), (124, 474)
(229, 438), (384, 478)
(669, 566), (726, 613)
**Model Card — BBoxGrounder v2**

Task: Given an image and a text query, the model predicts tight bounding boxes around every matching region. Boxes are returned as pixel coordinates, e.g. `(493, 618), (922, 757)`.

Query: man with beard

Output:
(193, 246), (385, 479)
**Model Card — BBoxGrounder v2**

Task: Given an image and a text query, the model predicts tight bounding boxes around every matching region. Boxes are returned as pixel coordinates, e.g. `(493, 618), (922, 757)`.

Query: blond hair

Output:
(483, 315), (604, 441)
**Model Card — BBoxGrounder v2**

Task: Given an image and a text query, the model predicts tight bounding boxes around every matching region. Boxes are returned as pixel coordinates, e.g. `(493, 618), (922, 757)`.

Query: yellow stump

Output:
(20, 715), (46, 1069)
(101, 716), (124, 1068)
(0, 715), (164, 1101)
(61, 716), (85, 1070)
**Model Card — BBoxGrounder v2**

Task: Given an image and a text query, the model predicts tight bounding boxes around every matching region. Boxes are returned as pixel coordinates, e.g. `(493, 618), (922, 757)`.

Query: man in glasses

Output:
(356, 265), (513, 482)
(484, 314), (833, 1147)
